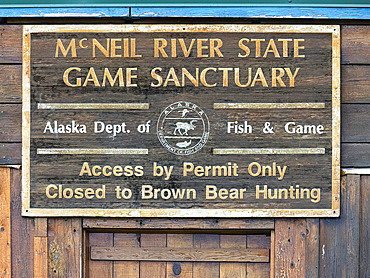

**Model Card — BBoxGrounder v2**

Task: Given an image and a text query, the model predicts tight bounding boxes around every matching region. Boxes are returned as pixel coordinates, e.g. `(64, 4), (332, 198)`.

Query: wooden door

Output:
(86, 231), (272, 278)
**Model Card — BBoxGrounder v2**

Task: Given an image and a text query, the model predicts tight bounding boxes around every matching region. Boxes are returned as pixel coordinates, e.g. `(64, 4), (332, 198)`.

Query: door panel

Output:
(87, 231), (271, 278)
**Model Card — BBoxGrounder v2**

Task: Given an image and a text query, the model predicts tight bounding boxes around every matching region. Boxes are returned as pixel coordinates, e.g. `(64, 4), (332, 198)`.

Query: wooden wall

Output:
(0, 24), (369, 277)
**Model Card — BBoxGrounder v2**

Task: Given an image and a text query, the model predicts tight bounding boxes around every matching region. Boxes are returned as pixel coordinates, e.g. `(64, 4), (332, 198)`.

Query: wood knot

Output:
(172, 262), (182, 275)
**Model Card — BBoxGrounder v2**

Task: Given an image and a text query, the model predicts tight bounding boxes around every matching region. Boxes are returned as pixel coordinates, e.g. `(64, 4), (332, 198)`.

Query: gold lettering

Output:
(55, 39), (77, 57)
(111, 38), (122, 57)
(171, 38), (177, 57)
(179, 39), (195, 57)
(278, 39), (292, 57)
(92, 166), (101, 176)
(63, 67), (81, 87)
(124, 38), (129, 58)
(93, 38), (110, 57)
(272, 68), (286, 87)
(200, 68), (217, 87)
(238, 38), (250, 57)
(154, 39), (168, 57)
(234, 68), (252, 87)
(218, 68), (232, 87)
(197, 39), (209, 58)
(164, 67), (180, 87)
(79, 38), (88, 49)
(46, 185), (58, 198)
(130, 38), (142, 57)
(294, 39), (305, 57)
(285, 68), (300, 87)
(251, 68), (268, 87)
(126, 68), (137, 87)
(102, 68), (124, 87)
(151, 67), (163, 87)
(79, 162), (92, 176)
(83, 67), (100, 87)
(251, 39), (265, 57)
(182, 68), (199, 86)
(210, 39), (223, 57)
(263, 39), (280, 58)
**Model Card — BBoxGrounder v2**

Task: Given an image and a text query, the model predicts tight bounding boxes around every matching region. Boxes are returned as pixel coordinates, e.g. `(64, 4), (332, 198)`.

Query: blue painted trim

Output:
(131, 7), (370, 19)
(0, 8), (130, 17)
(0, 1), (370, 8)
(0, 7), (368, 19)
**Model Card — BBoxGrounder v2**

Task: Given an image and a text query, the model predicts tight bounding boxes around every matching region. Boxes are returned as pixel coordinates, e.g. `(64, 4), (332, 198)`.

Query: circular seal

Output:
(157, 101), (210, 155)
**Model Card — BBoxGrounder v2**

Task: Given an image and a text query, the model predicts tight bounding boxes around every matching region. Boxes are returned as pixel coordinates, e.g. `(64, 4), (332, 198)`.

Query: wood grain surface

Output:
(319, 175), (360, 277)
(113, 233), (140, 278)
(342, 25), (370, 64)
(83, 218), (274, 230)
(10, 169), (34, 278)
(0, 26), (22, 64)
(193, 234), (220, 278)
(275, 219), (306, 277)
(341, 104), (370, 142)
(0, 66), (22, 103)
(246, 234), (271, 277)
(48, 218), (83, 278)
(140, 233), (166, 278)
(92, 246), (269, 262)
(23, 28), (338, 215)
(0, 168), (11, 278)
(34, 236), (48, 278)
(0, 22), (368, 278)
(360, 176), (370, 278)
(88, 233), (113, 278)
(166, 234), (193, 278)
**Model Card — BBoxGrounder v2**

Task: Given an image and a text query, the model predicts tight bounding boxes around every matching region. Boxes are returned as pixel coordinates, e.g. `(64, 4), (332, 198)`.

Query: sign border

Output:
(22, 24), (340, 217)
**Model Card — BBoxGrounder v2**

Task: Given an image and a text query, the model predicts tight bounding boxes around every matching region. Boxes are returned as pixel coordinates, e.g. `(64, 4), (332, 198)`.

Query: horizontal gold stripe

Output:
(214, 103), (325, 109)
(37, 148), (148, 155)
(22, 208), (340, 218)
(38, 103), (149, 110)
(213, 148), (325, 155)
(26, 25), (338, 35)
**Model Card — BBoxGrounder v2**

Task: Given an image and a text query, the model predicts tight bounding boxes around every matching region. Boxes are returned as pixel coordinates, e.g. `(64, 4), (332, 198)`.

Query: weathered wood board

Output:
(22, 25), (340, 217)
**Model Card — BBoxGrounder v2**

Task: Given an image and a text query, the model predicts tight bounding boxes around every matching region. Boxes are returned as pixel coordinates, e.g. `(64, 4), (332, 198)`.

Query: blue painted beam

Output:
(0, 7), (130, 17)
(131, 7), (370, 19)
(0, 0), (370, 8)
(0, 7), (368, 19)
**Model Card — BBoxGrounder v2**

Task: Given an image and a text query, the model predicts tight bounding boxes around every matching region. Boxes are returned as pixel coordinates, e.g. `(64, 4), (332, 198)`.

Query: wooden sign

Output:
(22, 25), (340, 217)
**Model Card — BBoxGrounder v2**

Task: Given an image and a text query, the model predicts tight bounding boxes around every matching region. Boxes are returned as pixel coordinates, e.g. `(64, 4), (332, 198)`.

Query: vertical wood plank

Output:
(360, 175), (369, 278)
(34, 218), (48, 278)
(270, 231), (275, 278)
(35, 218), (48, 237)
(320, 175), (360, 277)
(275, 219), (306, 278)
(305, 219), (319, 278)
(113, 233), (140, 278)
(140, 233), (167, 278)
(88, 233), (113, 278)
(83, 230), (90, 278)
(11, 169), (34, 278)
(193, 234), (220, 278)
(0, 168), (11, 278)
(246, 234), (270, 278)
(166, 234), (193, 278)
(220, 235), (247, 278)
(48, 218), (83, 278)
(34, 237), (48, 278)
